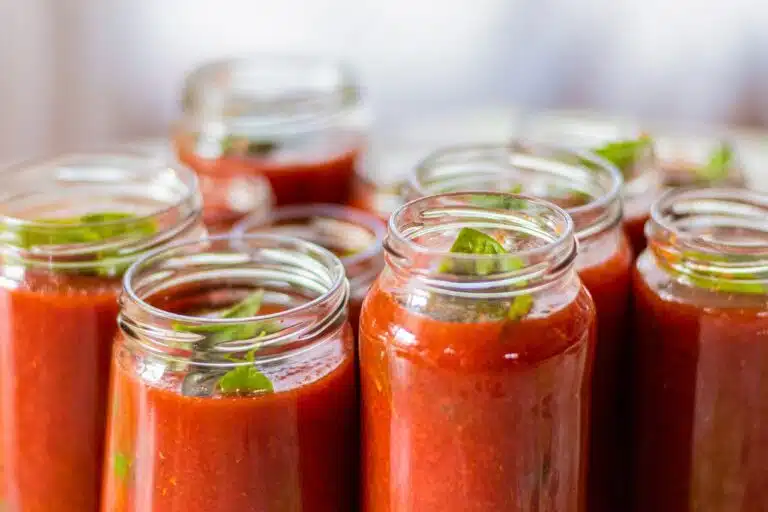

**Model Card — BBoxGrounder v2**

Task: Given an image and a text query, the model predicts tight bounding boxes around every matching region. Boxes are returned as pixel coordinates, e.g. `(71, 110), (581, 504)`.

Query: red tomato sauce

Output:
(623, 213), (649, 255)
(631, 255), (768, 511)
(360, 283), (596, 512)
(576, 234), (633, 511)
(101, 294), (358, 512)
(175, 136), (358, 207)
(0, 271), (121, 512)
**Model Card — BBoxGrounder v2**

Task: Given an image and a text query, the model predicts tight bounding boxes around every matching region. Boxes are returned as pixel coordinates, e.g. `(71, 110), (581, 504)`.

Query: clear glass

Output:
(519, 110), (663, 254)
(232, 204), (385, 335)
(121, 137), (274, 233)
(404, 142), (633, 511)
(102, 234), (357, 512)
(360, 192), (596, 512)
(633, 188), (768, 511)
(175, 55), (368, 206)
(0, 152), (202, 512)
(350, 109), (520, 221)
(651, 124), (746, 188)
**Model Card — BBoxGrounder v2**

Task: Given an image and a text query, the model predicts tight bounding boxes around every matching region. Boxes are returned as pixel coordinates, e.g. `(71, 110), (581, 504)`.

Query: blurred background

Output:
(1, 0), (767, 161)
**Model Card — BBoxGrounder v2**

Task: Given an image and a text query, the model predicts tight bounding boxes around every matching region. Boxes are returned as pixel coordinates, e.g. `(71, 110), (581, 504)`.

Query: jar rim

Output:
(0, 151), (200, 231)
(232, 202), (386, 266)
(122, 233), (348, 327)
(385, 192), (578, 297)
(408, 142), (623, 240)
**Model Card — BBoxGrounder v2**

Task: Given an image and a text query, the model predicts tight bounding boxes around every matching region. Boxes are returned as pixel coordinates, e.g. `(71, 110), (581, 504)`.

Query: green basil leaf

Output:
(696, 142), (733, 182)
(587, 135), (653, 178)
(113, 452), (131, 482)
(218, 364), (273, 395)
(440, 227), (533, 321)
(469, 185), (525, 210)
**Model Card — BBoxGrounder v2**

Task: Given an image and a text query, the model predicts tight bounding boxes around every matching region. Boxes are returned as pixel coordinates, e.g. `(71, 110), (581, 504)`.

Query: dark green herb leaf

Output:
(218, 364), (274, 395)
(114, 452), (131, 481)
(696, 142), (733, 182)
(587, 135), (653, 178)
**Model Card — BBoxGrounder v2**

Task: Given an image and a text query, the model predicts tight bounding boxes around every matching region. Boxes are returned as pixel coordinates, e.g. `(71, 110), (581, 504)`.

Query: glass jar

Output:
(632, 188), (768, 511)
(350, 109), (520, 221)
(121, 137), (274, 233)
(360, 192), (596, 512)
(0, 152), (203, 512)
(232, 204), (385, 335)
(102, 234), (356, 512)
(404, 141), (632, 512)
(520, 110), (663, 254)
(651, 125), (746, 188)
(175, 55), (368, 207)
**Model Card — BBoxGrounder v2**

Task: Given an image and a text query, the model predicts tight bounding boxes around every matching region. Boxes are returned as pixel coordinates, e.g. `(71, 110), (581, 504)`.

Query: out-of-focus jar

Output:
(232, 204), (385, 335)
(651, 125), (746, 188)
(119, 137), (274, 233)
(175, 56), (368, 207)
(350, 108), (520, 222)
(632, 188), (768, 511)
(520, 110), (663, 255)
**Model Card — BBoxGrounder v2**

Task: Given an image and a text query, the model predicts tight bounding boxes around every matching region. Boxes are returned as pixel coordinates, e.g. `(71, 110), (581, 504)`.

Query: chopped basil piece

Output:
(696, 142), (733, 182)
(172, 290), (278, 344)
(587, 136), (653, 178)
(219, 354), (274, 395)
(172, 291), (276, 395)
(441, 227), (533, 321)
(114, 452), (131, 482)
(469, 185), (526, 210)
(508, 293), (534, 321)
(221, 135), (278, 157)
(678, 250), (765, 294)
(2, 212), (157, 276)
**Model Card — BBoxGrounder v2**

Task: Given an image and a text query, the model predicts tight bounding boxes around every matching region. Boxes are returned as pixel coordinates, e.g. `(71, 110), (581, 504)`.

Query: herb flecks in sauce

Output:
(221, 135), (278, 158)
(441, 227), (533, 321)
(173, 290), (276, 395)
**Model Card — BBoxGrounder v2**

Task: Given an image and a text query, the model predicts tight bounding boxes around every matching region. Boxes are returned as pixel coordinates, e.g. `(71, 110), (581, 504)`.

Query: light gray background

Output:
(1, 0), (766, 163)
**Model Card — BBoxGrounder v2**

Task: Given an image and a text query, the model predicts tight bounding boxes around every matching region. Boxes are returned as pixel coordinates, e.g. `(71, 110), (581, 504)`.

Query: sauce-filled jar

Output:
(632, 188), (768, 511)
(361, 192), (596, 512)
(232, 204), (385, 335)
(652, 127), (746, 188)
(405, 142), (632, 512)
(102, 234), (357, 512)
(175, 56), (368, 207)
(520, 111), (663, 254)
(0, 152), (203, 512)
(121, 137), (274, 233)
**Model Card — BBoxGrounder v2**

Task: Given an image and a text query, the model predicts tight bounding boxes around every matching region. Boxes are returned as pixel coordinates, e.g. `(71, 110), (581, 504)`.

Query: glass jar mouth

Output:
(649, 187), (768, 251)
(648, 187), (768, 291)
(121, 234), (349, 363)
(181, 54), (360, 138)
(232, 203), (386, 265)
(407, 142), (623, 240)
(0, 151), (202, 269)
(386, 192), (577, 296)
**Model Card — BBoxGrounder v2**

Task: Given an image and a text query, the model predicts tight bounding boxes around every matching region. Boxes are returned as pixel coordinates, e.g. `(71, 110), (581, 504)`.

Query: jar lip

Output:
(0, 150), (200, 230)
(649, 187), (768, 249)
(232, 203), (386, 266)
(389, 191), (575, 261)
(409, 142), (623, 239)
(182, 54), (360, 125)
(122, 233), (348, 327)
